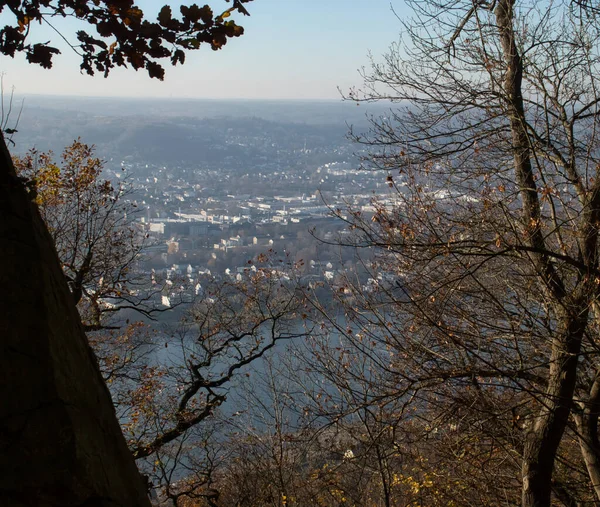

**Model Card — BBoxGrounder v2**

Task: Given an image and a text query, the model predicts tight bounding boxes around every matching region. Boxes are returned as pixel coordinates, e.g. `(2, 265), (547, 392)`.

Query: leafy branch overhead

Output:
(0, 0), (253, 80)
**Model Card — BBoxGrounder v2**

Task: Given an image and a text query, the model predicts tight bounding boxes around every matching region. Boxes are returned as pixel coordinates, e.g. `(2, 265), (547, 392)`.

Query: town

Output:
(14, 98), (402, 311)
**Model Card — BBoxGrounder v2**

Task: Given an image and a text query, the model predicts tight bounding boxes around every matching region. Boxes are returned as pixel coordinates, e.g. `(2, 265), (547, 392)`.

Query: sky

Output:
(0, 1), (408, 100)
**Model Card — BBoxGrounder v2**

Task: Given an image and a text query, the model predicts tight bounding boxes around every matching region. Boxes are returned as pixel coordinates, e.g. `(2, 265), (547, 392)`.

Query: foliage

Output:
(0, 0), (252, 79)
(13, 140), (151, 329)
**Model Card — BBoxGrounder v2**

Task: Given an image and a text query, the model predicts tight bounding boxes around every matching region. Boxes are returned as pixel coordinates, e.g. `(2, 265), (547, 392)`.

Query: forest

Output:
(3, 1), (600, 506)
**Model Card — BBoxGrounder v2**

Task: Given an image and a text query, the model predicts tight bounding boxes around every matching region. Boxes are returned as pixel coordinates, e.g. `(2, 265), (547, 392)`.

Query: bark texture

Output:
(495, 1), (589, 505)
(575, 372), (600, 503)
(0, 135), (150, 506)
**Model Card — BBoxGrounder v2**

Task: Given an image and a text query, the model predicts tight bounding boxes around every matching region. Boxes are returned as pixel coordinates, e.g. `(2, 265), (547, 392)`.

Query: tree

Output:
(0, 2), (253, 505)
(116, 266), (307, 503)
(12, 140), (314, 504)
(301, 1), (600, 505)
(13, 140), (155, 330)
(0, 0), (251, 79)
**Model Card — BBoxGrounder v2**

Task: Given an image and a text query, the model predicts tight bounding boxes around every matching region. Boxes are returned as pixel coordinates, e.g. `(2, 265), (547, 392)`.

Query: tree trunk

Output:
(0, 134), (150, 506)
(574, 372), (600, 503)
(520, 313), (584, 507)
(495, 1), (586, 505)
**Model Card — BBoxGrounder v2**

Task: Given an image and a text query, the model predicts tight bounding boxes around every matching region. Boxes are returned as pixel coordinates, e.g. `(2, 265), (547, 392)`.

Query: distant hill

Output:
(9, 96), (390, 165)
(11, 95), (392, 124)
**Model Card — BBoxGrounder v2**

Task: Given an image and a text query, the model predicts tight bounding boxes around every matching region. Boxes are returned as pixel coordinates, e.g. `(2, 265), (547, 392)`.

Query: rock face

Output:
(0, 138), (150, 506)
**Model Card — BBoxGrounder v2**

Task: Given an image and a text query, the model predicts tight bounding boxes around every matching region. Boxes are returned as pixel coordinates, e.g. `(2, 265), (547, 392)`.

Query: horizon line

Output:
(14, 93), (353, 103)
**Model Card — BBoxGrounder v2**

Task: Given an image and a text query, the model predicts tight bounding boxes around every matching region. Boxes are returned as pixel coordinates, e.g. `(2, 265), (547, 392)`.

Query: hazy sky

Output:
(0, 1), (407, 100)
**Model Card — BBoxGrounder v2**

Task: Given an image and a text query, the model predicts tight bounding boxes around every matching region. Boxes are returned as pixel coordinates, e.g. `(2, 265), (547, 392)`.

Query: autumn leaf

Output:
(2, 1), (254, 78)
(158, 5), (173, 27)
(146, 61), (165, 80)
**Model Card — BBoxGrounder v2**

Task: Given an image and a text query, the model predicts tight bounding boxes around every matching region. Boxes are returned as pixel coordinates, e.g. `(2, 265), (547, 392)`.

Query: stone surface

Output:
(0, 137), (150, 506)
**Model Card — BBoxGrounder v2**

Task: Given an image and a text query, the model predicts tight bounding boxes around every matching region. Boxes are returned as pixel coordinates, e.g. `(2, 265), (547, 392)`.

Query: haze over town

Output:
(11, 96), (396, 311)
(5, 1), (597, 505)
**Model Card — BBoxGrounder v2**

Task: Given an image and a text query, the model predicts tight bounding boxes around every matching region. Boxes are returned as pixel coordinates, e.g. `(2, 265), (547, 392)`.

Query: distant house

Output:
(253, 236), (274, 246)
(148, 222), (165, 235)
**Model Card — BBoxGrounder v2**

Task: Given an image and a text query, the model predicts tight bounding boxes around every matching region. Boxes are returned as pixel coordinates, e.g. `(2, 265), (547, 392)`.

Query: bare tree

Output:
(13, 140), (163, 330)
(107, 265), (308, 502)
(300, 1), (600, 505)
